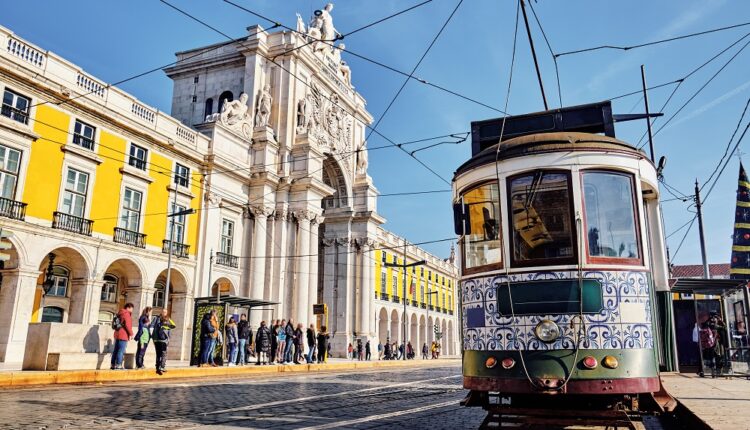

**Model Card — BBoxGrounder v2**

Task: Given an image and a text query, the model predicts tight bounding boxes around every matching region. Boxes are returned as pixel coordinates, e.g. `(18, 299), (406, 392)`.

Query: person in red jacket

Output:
(110, 303), (134, 370)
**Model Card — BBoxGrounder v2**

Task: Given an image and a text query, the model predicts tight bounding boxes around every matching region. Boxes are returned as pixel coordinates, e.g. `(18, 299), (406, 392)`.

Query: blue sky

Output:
(4, 0), (750, 265)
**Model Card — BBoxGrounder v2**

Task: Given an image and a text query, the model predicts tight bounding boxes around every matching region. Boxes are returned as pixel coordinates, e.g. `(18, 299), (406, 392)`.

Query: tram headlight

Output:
(534, 320), (561, 343)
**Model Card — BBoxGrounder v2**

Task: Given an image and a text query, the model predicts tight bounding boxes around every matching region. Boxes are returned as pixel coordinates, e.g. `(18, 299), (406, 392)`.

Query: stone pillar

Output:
(294, 211), (311, 328)
(68, 278), (102, 325)
(358, 240), (374, 339)
(249, 205), (270, 328)
(168, 292), (191, 360)
(272, 208), (289, 322)
(125, 284), (153, 316)
(263, 211), (276, 323)
(332, 237), (353, 354)
(0, 269), (40, 363)
(307, 216), (320, 327)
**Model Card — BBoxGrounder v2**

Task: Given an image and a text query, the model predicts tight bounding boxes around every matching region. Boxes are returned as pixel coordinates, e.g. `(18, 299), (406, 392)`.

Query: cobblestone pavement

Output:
(0, 364), (486, 429)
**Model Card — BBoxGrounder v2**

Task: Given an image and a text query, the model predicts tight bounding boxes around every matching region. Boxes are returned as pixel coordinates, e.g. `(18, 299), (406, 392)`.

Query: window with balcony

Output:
(120, 188), (142, 232)
(73, 119), (96, 150)
(62, 168), (88, 217)
(0, 144), (21, 200)
(47, 266), (69, 297)
(153, 282), (165, 308)
(174, 163), (189, 187)
(1, 89), (30, 124)
(101, 274), (118, 302)
(168, 203), (186, 244)
(221, 219), (234, 254)
(128, 143), (147, 171)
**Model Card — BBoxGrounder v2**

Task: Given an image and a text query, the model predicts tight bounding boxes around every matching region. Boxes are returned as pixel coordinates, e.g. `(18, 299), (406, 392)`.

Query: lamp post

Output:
(384, 240), (425, 360)
(163, 189), (195, 311)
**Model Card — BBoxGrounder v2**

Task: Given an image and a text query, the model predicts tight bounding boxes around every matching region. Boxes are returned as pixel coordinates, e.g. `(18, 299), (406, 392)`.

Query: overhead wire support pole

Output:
(519, 0), (548, 110)
(694, 179), (710, 279)
(641, 65), (656, 162)
(384, 243), (425, 361)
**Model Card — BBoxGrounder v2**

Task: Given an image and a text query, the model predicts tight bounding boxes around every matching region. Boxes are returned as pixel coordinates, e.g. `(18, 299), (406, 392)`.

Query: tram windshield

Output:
(508, 171), (575, 265)
(582, 171), (640, 261)
(462, 182), (502, 271)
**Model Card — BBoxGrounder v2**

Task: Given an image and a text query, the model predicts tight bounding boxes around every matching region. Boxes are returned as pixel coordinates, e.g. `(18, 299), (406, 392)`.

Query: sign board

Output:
(313, 304), (327, 315)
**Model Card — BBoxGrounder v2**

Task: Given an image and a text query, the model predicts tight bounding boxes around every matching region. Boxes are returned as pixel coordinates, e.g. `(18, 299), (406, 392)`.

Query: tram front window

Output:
(582, 171), (640, 261)
(508, 171), (575, 265)
(462, 182), (502, 271)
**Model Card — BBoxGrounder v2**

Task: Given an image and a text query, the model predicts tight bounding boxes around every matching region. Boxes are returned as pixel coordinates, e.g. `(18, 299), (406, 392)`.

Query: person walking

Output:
(365, 340), (371, 361)
(134, 306), (152, 370)
(256, 320), (272, 365)
(356, 339), (363, 361)
(199, 311), (216, 367)
(384, 342), (391, 360)
(406, 342), (414, 360)
(347, 343), (354, 360)
(398, 342), (405, 360)
(151, 308), (176, 375)
(226, 316), (238, 366)
(294, 323), (305, 364)
(270, 319), (280, 364)
(284, 319), (295, 364)
(306, 324), (317, 363)
(377, 342), (383, 360)
(110, 303), (134, 370)
(277, 319), (287, 364)
(208, 311), (220, 366)
(422, 343), (428, 360)
(237, 314), (250, 365)
(317, 326), (329, 363)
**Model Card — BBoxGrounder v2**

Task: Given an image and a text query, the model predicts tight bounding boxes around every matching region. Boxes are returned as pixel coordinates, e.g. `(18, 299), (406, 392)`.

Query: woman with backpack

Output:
(134, 307), (152, 370)
(151, 308), (176, 375)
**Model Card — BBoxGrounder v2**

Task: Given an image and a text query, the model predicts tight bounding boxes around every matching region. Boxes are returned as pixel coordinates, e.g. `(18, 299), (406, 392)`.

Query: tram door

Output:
(673, 298), (721, 372)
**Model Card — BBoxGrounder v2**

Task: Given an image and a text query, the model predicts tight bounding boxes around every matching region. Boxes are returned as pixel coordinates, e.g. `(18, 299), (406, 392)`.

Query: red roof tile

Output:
(671, 263), (730, 279)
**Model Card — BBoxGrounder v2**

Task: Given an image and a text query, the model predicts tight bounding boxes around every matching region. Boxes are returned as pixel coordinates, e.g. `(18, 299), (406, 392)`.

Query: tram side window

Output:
(582, 171), (640, 261)
(508, 171), (575, 265)
(462, 182), (502, 270)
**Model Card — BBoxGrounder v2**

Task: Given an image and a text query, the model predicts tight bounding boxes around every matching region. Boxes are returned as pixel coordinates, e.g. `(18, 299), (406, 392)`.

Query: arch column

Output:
(294, 210), (312, 328)
(356, 238), (374, 338)
(68, 278), (102, 325)
(0, 268), (40, 363)
(249, 205), (272, 328)
(168, 292), (191, 360)
(307, 215), (321, 327)
(271, 208), (290, 322)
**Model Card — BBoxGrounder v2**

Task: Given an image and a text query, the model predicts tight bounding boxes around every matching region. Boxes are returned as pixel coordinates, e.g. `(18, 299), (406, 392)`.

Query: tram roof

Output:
(454, 131), (645, 178)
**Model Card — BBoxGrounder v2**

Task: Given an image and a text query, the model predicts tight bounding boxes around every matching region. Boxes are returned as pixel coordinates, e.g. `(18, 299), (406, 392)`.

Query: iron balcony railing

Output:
(216, 252), (239, 268)
(52, 211), (93, 236)
(0, 197), (27, 221)
(449, 310), (454, 315)
(72, 134), (95, 150)
(428, 305), (434, 311)
(380, 292), (390, 301)
(1, 105), (29, 125)
(420, 303), (427, 309)
(162, 239), (189, 258)
(391, 295), (400, 303)
(411, 300), (418, 307)
(113, 227), (146, 248)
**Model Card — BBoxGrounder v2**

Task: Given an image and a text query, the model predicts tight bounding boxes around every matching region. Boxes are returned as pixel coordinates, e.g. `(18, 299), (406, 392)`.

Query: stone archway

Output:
(419, 314), (426, 354)
(211, 277), (236, 297)
(410, 313), (418, 348)
(321, 155), (350, 211)
(428, 316), (434, 344)
(153, 268), (189, 360)
(390, 309), (400, 345)
(35, 247), (90, 324)
(378, 307), (388, 344)
(448, 320), (454, 355)
(441, 319), (447, 354)
(100, 258), (144, 324)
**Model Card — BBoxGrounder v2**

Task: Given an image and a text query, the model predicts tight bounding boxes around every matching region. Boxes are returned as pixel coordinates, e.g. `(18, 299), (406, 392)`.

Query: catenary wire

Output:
(700, 98), (750, 191)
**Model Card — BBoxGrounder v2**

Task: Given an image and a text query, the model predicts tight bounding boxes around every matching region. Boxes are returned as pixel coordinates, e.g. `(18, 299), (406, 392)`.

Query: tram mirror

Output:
(453, 203), (471, 235)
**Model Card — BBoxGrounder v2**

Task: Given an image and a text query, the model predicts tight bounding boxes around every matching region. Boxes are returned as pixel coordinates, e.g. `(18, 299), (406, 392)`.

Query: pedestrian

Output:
(384, 342), (391, 360)
(422, 343), (428, 360)
(294, 323), (304, 364)
(199, 311), (216, 367)
(284, 319), (295, 363)
(356, 339), (363, 361)
(406, 342), (413, 360)
(277, 319), (287, 364)
(306, 324), (317, 363)
(317, 326), (329, 363)
(208, 310), (220, 366)
(398, 342), (405, 360)
(377, 342), (383, 360)
(226, 316), (238, 366)
(365, 340), (371, 361)
(134, 306), (152, 370)
(151, 308), (176, 375)
(256, 320), (272, 365)
(348, 342), (353, 360)
(110, 303), (134, 370)
(431, 341), (437, 359)
(237, 314), (250, 365)
(270, 319), (280, 364)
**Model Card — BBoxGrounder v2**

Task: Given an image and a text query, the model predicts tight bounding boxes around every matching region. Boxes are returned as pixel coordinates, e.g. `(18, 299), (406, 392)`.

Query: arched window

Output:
(153, 281), (165, 308)
(47, 266), (69, 297)
(41, 306), (64, 323)
(218, 91), (233, 111)
(101, 274), (118, 303)
(204, 98), (214, 119)
(98, 311), (114, 326)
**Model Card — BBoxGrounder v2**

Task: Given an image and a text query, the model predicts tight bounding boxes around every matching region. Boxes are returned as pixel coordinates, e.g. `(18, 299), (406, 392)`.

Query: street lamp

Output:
(384, 239), (425, 361)
(163, 189), (195, 311)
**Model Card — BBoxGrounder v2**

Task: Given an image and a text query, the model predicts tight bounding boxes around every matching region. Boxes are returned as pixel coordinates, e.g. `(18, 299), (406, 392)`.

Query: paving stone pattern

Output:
(0, 365), (485, 429)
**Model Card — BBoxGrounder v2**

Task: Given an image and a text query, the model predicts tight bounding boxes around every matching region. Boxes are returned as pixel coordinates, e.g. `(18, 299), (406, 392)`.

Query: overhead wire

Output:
(526, 0), (562, 108)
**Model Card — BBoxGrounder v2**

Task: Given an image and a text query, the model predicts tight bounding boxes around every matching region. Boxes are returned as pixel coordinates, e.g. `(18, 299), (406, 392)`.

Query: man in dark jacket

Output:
(151, 309), (176, 375)
(293, 323), (304, 364)
(199, 311), (216, 367)
(110, 303), (134, 370)
(306, 324), (316, 363)
(284, 319), (295, 363)
(356, 339), (363, 361)
(365, 340), (371, 360)
(255, 320), (272, 365)
(316, 326), (329, 363)
(270, 320), (279, 364)
(237, 314), (250, 365)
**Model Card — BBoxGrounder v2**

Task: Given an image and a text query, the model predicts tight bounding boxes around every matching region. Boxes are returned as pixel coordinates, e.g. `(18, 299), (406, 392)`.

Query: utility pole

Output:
(384, 240), (425, 361)
(164, 188), (195, 311)
(209, 249), (217, 303)
(641, 65), (656, 162)
(695, 180), (710, 278)
(519, 0), (548, 110)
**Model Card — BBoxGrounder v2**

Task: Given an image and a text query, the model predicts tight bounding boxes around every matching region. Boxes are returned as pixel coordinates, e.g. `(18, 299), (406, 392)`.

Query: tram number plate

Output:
(501, 396), (511, 405)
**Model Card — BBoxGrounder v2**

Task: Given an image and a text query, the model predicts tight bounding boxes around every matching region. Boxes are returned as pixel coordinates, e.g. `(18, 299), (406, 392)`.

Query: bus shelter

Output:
(189, 295), (277, 366)
(671, 278), (750, 377)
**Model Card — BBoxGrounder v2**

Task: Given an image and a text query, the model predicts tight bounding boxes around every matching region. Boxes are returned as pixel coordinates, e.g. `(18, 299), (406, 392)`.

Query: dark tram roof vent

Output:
(470, 100), (660, 156)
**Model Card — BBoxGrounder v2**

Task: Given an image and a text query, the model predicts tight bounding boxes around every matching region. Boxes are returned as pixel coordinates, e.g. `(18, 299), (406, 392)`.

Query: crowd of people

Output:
(109, 304), (445, 375)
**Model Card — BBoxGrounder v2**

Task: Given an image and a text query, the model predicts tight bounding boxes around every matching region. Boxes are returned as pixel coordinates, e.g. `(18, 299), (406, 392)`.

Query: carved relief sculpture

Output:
(255, 84), (273, 129)
(219, 92), (253, 138)
(356, 141), (368, 175)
